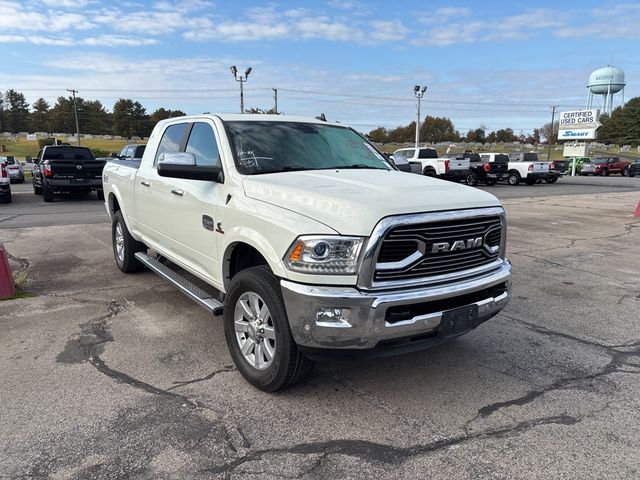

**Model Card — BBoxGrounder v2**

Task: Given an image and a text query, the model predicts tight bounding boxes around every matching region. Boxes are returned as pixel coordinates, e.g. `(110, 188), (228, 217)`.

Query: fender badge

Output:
(202, 215), (214, 231)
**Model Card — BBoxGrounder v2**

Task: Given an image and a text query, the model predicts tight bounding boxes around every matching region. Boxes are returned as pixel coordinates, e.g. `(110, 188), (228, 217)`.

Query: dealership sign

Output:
(558, 109), (601, 140)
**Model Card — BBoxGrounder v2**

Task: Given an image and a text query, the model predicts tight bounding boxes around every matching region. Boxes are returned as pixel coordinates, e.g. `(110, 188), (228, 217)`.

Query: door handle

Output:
(140, 180), (151, 187)
(170, 187), (184, 197)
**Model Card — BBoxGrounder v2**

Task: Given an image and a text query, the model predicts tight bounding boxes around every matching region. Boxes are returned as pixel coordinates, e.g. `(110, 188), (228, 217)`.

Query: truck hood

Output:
(242, 169), (501, 236)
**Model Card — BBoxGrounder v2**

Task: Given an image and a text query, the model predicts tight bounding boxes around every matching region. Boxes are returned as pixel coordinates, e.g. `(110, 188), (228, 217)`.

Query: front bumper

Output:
(281, 260), (511, 351)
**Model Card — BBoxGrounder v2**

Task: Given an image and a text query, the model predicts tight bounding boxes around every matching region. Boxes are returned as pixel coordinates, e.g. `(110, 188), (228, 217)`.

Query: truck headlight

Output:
(285, 236), (364, 274)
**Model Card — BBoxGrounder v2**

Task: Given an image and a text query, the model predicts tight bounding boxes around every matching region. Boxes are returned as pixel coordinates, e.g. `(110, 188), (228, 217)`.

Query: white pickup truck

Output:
(103, 114), (511, 391)
(505, 152), (550, 185)
(393, 147), (470, 181)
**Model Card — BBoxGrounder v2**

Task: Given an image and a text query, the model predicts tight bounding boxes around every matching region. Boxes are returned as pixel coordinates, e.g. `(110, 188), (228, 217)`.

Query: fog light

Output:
(315, 307), (351, 328)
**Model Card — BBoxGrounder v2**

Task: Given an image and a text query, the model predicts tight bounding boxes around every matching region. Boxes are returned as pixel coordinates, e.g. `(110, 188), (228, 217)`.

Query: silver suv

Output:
(1, 156), (25, 183)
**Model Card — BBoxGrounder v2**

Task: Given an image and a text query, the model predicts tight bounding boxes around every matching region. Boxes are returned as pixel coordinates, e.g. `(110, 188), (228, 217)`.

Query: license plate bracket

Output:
(438, 305), (479, 338)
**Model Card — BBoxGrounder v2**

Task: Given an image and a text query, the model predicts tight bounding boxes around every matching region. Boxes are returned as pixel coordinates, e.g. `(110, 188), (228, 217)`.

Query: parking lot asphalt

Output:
(1, 180), (640, 479)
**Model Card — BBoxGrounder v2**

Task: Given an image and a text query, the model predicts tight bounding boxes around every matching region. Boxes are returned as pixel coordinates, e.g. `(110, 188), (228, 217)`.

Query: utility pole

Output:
(273, 88), (278, 114)
(413, 85), (427, 149)
(67, 89), (81, 146)
(230, 66), (252, 113)
(547, 104), (559, 161)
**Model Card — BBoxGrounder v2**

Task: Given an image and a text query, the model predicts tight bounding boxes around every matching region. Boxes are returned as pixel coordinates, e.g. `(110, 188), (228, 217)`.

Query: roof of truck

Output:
(162, 113), (348, 126)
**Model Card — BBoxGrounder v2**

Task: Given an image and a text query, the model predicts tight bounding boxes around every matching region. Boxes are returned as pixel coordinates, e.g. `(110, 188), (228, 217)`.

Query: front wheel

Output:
(546, 176), (558, 183)
(466, 171), (478, 186)
(112, 210), (146, 273)
(507, 171), (521, 185)
(622, 167), (629, 177)
(224, 266), (313, 392)
(600, 168), (608, 177)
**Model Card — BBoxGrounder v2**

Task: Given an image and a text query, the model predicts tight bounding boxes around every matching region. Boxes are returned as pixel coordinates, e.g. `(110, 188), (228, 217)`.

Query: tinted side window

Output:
(134, 146), (146, 158)
(155, 123), (189, 165)
(185, 123), (220, 166)
(418, 148), (438, 159)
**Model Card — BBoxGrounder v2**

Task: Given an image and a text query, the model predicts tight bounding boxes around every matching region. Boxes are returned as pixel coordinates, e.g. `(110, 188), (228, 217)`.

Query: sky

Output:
(0, 0), (638, 134)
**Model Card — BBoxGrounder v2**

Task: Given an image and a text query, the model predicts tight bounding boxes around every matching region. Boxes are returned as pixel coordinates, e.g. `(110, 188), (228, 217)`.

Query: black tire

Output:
(97, 190), (105, 201)
(546, 176), (558, 183)
(224, 265), (313, 392)
(112, 210), (146, 273)
(622, 166), (629, 177)
(629, 172), (635, 178)
(600, 168), (608, 177)
(485, 178), (497, 186)
(33, 183), (42, 195)
(43, 188), (54, 202)
(0, 192), (11, 204)
(507, 171), (521, 185)
(525, 178), (536, 185)
(466, 171), (478, 186)
(423, 168), (437, 178)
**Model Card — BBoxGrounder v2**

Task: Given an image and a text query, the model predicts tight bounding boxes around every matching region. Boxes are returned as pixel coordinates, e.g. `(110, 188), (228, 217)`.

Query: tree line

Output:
(0, 89), (186, 137)
(597, 97), (640, 146)
(368, 115), (543, 145)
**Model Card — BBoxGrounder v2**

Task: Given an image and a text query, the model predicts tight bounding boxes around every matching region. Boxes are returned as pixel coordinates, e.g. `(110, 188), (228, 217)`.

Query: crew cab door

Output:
(135, 122), (190, 249)
(165, 121), (224, 281)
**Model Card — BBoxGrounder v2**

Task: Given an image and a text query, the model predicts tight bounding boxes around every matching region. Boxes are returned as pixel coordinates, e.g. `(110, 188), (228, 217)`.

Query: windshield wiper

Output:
(333, 164), (384, 170)
(252, 166), (310, 175)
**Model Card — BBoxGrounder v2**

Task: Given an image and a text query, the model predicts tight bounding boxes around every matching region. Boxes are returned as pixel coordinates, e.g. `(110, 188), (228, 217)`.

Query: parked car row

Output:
(579, 157), (632, 176)
(389, 148), (561, 186)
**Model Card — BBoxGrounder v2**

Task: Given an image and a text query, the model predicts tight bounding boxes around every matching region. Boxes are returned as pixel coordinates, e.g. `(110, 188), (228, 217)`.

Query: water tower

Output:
(587, 66), (625, 115)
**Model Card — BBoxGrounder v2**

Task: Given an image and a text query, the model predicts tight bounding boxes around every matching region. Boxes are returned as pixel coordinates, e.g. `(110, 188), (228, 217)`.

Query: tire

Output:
(43, 188), (54, 202)
(546, 176), (558, 183)
(466, 171), (478, 186)
(623, 167), (629, 177)
(600, 168), (608, 177)
(112, 210), (146, 273)
(224, 265), (314, 392)
(33, 183), (42, 195)
(423, 168), (437, 178)
(0, 193), (11, 204)
(629, 172), (635, 178)
(525, 178), (536, 186)
(97, 190), (105, 201)
(507, 171), (521, 186)
(485, 178), (497, 186)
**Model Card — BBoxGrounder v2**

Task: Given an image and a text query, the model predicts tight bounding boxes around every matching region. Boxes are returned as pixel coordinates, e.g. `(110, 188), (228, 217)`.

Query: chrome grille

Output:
(373, 215), (502, 284)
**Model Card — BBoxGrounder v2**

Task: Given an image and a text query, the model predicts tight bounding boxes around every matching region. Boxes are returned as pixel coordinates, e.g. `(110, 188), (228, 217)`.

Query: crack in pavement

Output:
(204, 414), (580, 477)
(462, 313), (640, 430)
(0, 214), (19, 224)
(6, 251), (29, 274)
(167, 366), (237, 391)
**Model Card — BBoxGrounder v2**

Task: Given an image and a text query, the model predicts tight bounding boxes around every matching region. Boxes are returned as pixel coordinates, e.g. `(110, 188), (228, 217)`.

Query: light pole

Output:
(413, 85), (427, 149)
(547, 104), (559, 161)
(67, 88), (81, 146)
(230, 66), (252, 113)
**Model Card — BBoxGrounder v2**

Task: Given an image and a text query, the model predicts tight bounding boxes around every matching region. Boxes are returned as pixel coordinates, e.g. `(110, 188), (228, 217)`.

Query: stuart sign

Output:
(558, 109), (601, 140)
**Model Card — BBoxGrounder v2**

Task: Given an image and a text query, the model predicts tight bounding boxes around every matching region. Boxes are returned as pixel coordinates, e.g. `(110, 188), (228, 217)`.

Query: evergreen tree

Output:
(31, 98), (51, 132)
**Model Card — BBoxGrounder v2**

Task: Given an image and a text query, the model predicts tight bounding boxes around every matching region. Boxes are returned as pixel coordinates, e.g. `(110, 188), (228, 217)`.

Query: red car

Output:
(580, 156), (631, 176)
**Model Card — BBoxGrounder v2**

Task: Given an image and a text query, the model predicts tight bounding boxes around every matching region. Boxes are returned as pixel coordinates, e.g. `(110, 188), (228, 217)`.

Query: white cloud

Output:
(82, 35), (159, 46)
(0, 1), (94, 32)
(0, 33), (75, 45)
(555, 3), (640, 39)
(369, 20), (408, 42)
(39, 0), (91, 7)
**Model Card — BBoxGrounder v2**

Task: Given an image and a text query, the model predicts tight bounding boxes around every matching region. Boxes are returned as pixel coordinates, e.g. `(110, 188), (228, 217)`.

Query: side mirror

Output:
(157, 152), (222, 182)
(111, 152), (119, 158)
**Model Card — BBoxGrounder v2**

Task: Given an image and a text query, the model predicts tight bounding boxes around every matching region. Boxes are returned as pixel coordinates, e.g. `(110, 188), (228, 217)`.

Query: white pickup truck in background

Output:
(102, 114), (511, 391)
(393, 147), (470, 181)
(505, 152), (550, 185)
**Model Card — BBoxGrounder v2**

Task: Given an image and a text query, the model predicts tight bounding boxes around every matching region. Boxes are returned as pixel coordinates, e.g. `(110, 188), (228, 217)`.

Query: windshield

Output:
(225, 121), (391, 175)
(592, 158), (608, 163)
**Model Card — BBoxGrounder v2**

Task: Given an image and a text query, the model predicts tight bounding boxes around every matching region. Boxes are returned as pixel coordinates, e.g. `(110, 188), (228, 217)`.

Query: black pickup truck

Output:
(464, 152), (508, 186)
(32, 146), (106, 202)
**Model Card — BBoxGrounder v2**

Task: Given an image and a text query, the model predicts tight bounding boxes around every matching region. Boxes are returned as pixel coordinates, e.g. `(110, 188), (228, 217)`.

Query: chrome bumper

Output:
(281, 260), (511, 350)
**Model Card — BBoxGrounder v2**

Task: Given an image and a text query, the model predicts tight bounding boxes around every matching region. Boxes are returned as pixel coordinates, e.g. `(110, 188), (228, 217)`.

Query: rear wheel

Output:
(546, 176), (558, 183)
(0, 192), (11, 204)
(466, 171), (478, 186)
(224, 266), (313, 392)
(507, 171), (521, 186)
(485, 178), (497, 186)
(33, 183), (42, 195)
(42, 188), (54, 202)
(112, 210), (146, 273)
(423, 168), (437, 178)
